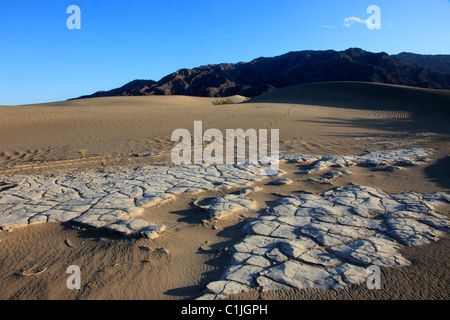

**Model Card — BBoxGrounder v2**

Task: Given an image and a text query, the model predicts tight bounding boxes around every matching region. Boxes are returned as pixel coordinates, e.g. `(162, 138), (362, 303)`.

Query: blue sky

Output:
(1, 0), (449, 105)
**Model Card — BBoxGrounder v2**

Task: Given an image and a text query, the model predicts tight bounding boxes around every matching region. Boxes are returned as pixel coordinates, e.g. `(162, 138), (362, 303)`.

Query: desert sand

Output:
(0, 82), (449, 301)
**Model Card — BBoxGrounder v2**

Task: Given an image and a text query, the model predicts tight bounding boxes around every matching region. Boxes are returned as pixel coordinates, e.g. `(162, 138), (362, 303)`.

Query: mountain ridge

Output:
(393, 52), (450, 74)
(74, 48), (450, 100)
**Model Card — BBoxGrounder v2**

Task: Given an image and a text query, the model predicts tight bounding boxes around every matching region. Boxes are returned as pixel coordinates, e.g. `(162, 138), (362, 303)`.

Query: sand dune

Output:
(252, 81), (450, 114)
(0, 82), (449, 301)
(0, 95), (246, 169)
(1, 83), (448, 171)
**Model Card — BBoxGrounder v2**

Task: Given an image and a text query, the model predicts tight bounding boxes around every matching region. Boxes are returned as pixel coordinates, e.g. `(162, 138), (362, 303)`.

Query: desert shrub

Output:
(212, 98), (235, 105)
(77, 149), (87, 159)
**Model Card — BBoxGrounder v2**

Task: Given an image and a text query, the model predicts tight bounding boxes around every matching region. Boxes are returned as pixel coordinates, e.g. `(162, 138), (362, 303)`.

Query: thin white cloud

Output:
(344, 5), (382, 30)
(321, 25), (335, 29)
(343, 16), (368, 28)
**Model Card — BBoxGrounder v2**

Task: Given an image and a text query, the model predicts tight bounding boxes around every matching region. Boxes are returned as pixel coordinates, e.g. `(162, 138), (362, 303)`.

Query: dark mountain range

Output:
(81, 79), (157, 99)
(75, 48), (450, 100)
(393, 52), (450, 74)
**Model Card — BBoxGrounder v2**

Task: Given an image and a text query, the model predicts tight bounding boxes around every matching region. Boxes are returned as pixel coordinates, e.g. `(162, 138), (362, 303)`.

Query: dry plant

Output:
(77, 149), (87, 159)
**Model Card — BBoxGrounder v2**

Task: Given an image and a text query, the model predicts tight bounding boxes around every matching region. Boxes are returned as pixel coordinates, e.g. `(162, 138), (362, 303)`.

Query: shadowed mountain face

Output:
(75, 48), (450, 99)
(80, 79), (157, 99)
(393, 52), (450, 75)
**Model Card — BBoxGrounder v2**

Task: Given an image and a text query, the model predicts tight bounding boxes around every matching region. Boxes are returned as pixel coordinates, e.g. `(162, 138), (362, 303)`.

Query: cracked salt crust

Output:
(1, 148), (449, 298)
(200, 186), (449, 299)
(0, 164), (264, 237)
(282, 148), (431, 174)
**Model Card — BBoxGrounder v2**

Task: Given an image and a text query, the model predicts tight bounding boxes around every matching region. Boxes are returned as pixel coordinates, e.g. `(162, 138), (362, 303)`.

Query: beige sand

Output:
(0, 82), (449, 300)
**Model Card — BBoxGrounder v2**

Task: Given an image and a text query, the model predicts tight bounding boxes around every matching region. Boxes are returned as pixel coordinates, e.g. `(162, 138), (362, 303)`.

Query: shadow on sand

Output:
(424, 156), (450, 190)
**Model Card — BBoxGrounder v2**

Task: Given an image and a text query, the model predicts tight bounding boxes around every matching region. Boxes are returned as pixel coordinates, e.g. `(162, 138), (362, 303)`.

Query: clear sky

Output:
(1, 0), (449, 105)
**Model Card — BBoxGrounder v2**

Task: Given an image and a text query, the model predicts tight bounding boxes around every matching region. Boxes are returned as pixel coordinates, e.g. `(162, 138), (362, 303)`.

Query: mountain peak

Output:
(344, 47), (366, 56)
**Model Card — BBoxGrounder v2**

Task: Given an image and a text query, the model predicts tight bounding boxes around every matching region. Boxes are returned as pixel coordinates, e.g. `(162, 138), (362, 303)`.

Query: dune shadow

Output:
(60, 221), (136, 241)
(298, 116), (449, 135)
(251, 82), (450, 135)
(164, 285), (205, 298)
(168, 203), (209, 225)
(424, 156), (450, 189)
(164, 219), (250, 299)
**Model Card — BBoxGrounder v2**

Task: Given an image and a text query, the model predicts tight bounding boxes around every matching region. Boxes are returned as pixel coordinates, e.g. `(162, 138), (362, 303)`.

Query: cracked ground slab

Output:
(1, 147), (449, 300)
(282, 148), (431, 175)
(0, 164), (265, 238)
(200, 185), (449, 299)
